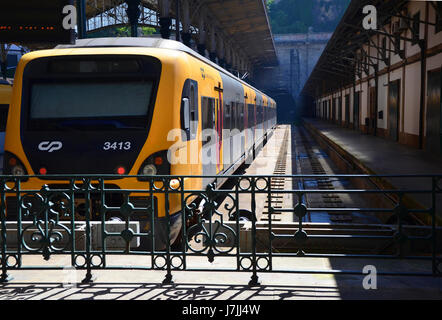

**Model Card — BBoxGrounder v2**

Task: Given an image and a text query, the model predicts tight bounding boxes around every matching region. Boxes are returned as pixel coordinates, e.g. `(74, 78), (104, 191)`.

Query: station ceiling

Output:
(83, 0), (278, 67)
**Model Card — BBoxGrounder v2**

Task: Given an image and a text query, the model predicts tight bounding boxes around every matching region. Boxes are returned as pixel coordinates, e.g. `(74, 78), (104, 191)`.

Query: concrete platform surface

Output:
(0, 255), (441, 300)
(303, 118), (442, 176)
(303, 118), (442, 221)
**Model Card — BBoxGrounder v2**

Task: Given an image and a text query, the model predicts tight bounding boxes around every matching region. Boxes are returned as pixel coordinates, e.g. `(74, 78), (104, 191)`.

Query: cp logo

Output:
(38, 141), (63, 153)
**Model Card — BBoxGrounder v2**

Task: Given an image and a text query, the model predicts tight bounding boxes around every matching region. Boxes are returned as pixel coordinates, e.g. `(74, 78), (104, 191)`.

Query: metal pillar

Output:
(217, 35), (225, 68)
(197, 12), (206, 57)
(181, 0), (191, 46)
(175, 0), (180, 42)
(209, 25), (217, 63)
(125, 0), (141, 37)
(159, 0), (172, 39)
(76, 0), (87, 39)
(225, 42), (232, 71)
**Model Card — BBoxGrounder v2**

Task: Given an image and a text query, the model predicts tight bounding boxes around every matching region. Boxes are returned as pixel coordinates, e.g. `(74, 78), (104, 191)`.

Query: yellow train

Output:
(3, 37), (277, 248)
(0, 79), (12, 169)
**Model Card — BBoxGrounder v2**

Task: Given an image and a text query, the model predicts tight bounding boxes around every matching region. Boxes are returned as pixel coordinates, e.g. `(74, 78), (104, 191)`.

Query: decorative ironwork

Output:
(0, 174), (441, 286)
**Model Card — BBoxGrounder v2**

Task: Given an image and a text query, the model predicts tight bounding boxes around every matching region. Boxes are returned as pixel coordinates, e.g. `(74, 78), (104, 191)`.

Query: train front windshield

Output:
(21, 56), (161, 131)
(29, 81), (153, 130)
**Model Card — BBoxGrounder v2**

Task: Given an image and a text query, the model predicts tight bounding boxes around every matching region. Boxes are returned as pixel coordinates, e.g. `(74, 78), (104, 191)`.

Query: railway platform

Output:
(303, 118), (442, 224)
(0, 255), (441, 300)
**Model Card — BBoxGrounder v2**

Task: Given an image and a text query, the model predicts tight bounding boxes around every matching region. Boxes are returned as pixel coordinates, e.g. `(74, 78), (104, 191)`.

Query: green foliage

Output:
(141, 27), (156, 36)
(115, 26), (130, 37)
(268, 0), (351, 34)
(114, 26), (157, 37)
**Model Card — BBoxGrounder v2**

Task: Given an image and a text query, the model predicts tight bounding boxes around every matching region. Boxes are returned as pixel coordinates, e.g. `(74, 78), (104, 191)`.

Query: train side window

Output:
(239, 103), (243, 131)
(202, 97), (215, 145)
(231, 103), (237, 131)
(189, 83), (198, 139)
(224, 103), (231, 130)
(0, 104), (8, 131)
(248, 104), (254, 127)
(181, 79), (199, 141)
(245, 104), (249, 129)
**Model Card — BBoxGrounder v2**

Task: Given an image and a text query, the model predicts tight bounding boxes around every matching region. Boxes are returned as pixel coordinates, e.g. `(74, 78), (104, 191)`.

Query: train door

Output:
(180, 79), (199, 176)
(369, 87), (376, 135)
(353, 91), (360, 130)
(215, 97), (222, 172)
(202, 96), (216, 186)
(249, 102), (255, 151)
(345, 94), (350, 127)
(223, 102), (232, 169)
(388, 80), (400, 142)
(338, 97), (342, 125)
(332, 98), (336, 122)
(425, 69), (441, 155)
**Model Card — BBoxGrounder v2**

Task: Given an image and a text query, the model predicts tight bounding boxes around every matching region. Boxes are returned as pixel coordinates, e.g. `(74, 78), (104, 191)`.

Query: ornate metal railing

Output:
(0, 174), (441, 286)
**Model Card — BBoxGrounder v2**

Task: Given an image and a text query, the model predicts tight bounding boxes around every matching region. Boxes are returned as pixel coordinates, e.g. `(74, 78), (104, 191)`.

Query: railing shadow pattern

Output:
(0, 174), (441, 286)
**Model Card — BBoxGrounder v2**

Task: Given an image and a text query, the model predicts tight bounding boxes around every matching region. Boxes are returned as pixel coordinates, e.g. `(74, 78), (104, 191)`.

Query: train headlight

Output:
(11, 165), (26, 176)
(3, 152), (29, 181)
(137, 150), (170, 181)
(142, 164), (157, 176)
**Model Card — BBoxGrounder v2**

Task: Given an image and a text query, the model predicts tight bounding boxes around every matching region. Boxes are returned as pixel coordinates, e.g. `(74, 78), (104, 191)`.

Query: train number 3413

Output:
(103, 141), (131, 151)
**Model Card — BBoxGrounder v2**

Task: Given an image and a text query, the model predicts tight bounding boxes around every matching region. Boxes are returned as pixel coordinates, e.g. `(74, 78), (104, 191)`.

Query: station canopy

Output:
(301, 0), (420, 97)
(83, 0), (278, 67)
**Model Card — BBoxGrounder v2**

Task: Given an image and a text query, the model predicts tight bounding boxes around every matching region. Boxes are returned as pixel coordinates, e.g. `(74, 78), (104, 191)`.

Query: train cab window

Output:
(0, 104), (8, 131)
(23, 55), (162, 132)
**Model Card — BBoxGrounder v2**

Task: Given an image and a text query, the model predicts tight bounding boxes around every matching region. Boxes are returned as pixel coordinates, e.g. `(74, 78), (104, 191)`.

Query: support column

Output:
(197, 11), (206, 57)
(125, 0), (141, 37)
(209, 25), (217, 63)
(225, 42), (232, 71)
(159, 0), (172, 39)
(217, 34), (225, 68)
(174, 0), (180, 41)
(181, 0), (191, 47)
(76, 0), (87, 39)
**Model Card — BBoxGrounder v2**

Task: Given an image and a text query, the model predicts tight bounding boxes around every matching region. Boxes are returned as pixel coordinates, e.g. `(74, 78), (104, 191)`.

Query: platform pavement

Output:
(0, 255), (441, 300)
(303, 118), (442, 222)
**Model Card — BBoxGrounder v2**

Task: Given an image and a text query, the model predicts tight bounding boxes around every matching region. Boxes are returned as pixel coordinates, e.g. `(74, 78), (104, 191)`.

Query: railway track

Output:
(262, 126), (290, 222)
(295, 127), (352, 223)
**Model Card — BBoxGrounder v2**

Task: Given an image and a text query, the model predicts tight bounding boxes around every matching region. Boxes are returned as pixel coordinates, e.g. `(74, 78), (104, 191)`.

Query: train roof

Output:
(56, 37), (274, 104)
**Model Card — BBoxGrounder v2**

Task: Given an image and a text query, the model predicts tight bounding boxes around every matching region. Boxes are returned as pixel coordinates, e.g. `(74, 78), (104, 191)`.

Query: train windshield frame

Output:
(20, 55), (162, 132)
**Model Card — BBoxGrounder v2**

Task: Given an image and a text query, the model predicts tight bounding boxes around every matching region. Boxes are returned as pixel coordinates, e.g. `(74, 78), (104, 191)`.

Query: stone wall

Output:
(256, 32), (332, 100)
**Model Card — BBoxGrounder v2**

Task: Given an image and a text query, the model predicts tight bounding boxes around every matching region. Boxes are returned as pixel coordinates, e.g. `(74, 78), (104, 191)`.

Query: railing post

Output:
(81, 179), (94, 283)
(267, 176), (273, 271)
(162, 177), (173, 285)
(70, 179), (76, 269)
(0, 178), (10, 282)
(396, 193), (405, 259)
(15, 179), (22, 269)
(249, 177), (260, 287)
(180, 177), (187, 270)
